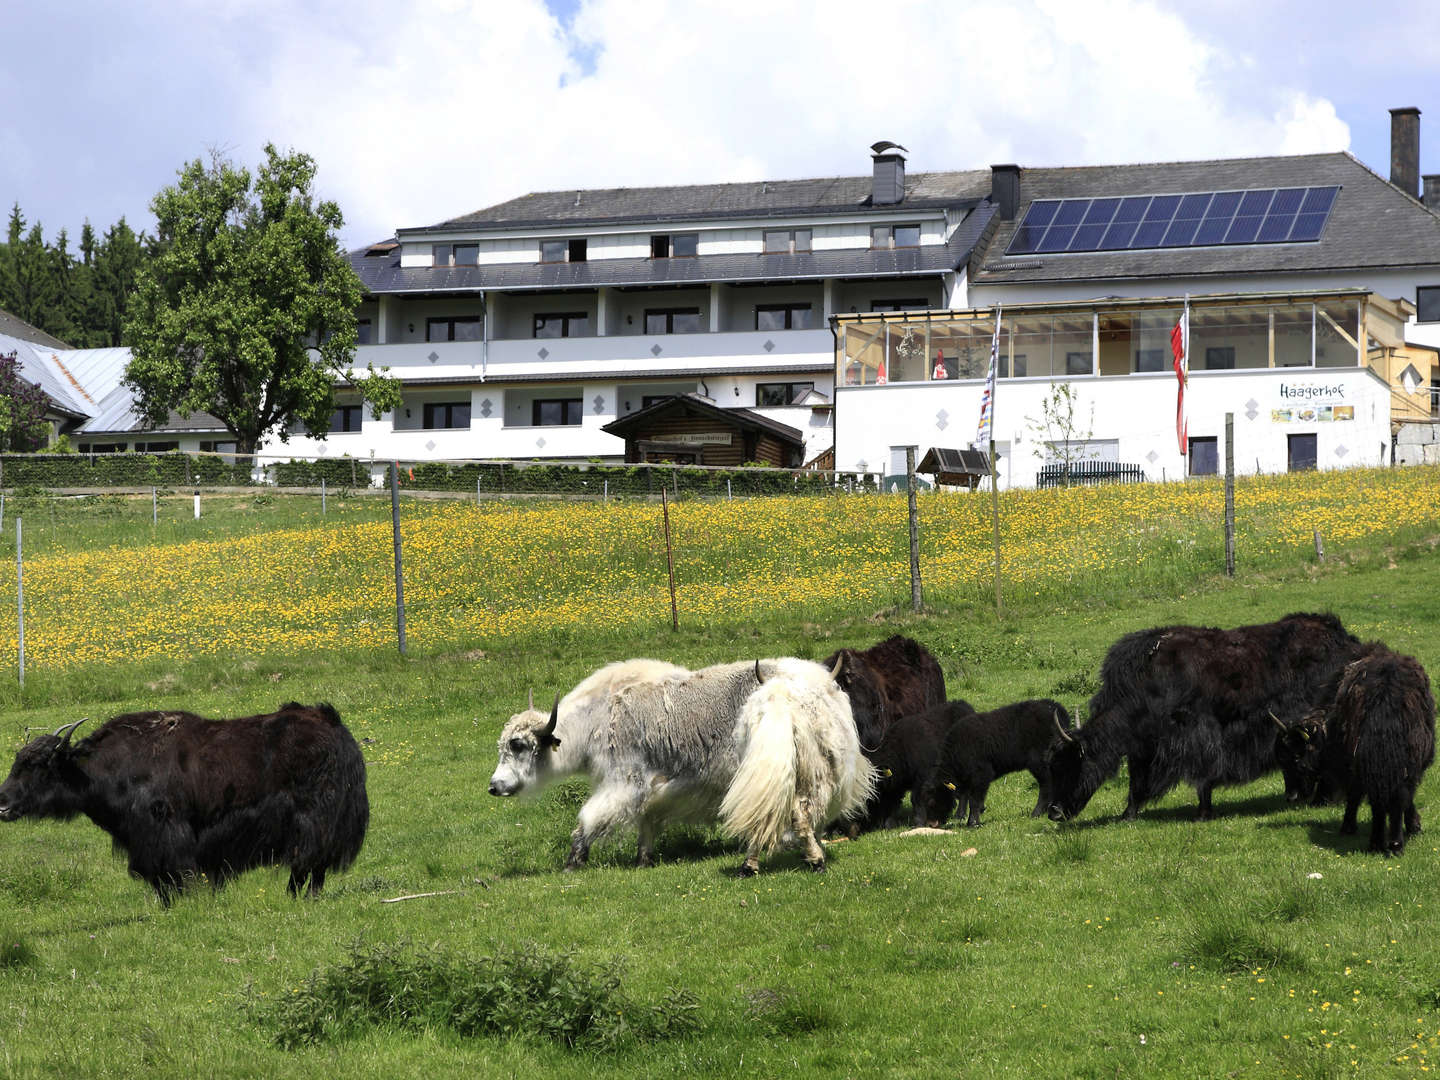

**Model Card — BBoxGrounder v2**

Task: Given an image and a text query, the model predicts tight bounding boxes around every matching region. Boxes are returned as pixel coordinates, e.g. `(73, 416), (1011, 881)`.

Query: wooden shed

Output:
(602, 394), (805, 467)
(917, 447), (992, 490)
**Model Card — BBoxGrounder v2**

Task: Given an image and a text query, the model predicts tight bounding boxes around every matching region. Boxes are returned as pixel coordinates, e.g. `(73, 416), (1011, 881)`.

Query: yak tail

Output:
(720, 669), (876, 856)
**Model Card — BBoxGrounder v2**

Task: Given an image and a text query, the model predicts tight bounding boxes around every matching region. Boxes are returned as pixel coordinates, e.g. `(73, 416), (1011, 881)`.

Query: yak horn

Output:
(754, 659), (765, 685)
(1053, 711), (1075, 744)
(527, 687), (534, 712)
(539, 696), (559, 740)
(1268, 710), (1286, 732)
(52, 718), (88, 745)
(829, 654), (844, 681)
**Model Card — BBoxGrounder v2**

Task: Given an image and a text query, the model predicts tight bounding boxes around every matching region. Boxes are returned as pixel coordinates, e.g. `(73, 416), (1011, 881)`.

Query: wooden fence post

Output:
(390, 462), (407, 656)
(1224, 413), (1236, 577)
(906, 446), (922, 613)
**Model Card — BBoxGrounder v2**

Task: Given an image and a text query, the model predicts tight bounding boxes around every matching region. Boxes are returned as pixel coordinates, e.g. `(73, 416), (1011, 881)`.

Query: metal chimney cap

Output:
(870, 140), (908, 156)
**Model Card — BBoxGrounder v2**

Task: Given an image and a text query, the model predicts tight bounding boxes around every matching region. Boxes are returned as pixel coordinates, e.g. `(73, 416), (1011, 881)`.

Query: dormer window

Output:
(454, 244), (478, 266)
(651, 233), (698, 258)
(431, 243), (477, 267)
(870, 224), (921, 249)
(432, 243), (451, 265)
(764, 229), (812, 254)
(541, 238), (588, 263)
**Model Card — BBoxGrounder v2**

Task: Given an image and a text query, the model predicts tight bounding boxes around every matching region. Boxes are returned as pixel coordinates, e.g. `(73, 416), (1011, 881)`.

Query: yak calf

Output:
(1279, 645), (1435, 855)
(922, 699), (1072, 827)
(0, 702), (369, 902)
(856, 698), (975, 830)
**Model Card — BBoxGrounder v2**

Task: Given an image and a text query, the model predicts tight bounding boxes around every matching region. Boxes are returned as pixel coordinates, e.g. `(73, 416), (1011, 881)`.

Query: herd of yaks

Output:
(0, 611), (1432, 902)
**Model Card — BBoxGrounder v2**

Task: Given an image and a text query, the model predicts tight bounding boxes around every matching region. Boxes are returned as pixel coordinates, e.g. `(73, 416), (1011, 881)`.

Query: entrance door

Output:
(1287, 433), (1317, 472)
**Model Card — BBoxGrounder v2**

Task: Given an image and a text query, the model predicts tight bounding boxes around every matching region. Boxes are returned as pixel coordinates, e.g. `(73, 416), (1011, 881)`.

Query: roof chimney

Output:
(991, 164), (1021, 221)
(1390, 107), (1421, 199)
(1424, 174), (1440, 211)
(870, 141), (907, 206)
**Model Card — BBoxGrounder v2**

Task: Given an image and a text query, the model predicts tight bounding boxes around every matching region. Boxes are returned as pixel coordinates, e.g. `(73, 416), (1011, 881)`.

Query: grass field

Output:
(1, 469), (1439, 1078)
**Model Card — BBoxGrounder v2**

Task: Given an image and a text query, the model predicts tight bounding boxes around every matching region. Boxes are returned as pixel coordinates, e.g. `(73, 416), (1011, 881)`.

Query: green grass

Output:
(0, 483), (1438, 1077)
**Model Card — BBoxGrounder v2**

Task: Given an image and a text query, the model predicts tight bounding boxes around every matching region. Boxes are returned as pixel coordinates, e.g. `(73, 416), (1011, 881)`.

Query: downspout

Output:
(480, 291), (489, 381)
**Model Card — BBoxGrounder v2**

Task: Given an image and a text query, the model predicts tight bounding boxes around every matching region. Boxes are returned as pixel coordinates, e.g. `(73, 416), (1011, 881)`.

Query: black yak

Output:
(1279, 644), (1435, 855)
(823, 636), (947, 754)
(1047, 612), (1363, 822)
(0, 702), (368, 903)
(922, 699), (1072, 827)
(857, 698), (975, 829)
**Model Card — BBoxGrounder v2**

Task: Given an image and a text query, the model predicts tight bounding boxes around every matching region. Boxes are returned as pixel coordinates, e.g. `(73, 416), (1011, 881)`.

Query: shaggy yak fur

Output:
(920, 699), (1072, 827)
(0, 703), (368, 903)
(857, 698), (975, 829)
(489, 658), (874, 875)
(1278, 644), (1436, 855)
(1046, 612), (1363, 823)
(823, 635), (947, 755)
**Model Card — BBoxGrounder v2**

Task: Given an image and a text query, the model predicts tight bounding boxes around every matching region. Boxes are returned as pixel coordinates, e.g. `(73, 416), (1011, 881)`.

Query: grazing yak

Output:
(856, 698), (975, 830)
(1277, 644), (1435, 855)
(1046, 612), (1363, 823)
(923, 699), (1072, 827)
(0, 703), (368, 903)
(823, 635), (946, 753)
(488, 657), (873, 874)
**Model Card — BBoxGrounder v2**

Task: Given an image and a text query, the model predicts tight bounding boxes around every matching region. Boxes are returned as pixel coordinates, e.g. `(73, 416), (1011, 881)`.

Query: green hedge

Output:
(0, 453), (253, 489)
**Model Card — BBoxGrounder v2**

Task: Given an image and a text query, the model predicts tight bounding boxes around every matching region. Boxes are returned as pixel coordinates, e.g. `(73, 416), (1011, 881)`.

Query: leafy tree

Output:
(123, 145), (399, 456)
(1025, 382), (1097, 483)
(0, 351), (52, 452)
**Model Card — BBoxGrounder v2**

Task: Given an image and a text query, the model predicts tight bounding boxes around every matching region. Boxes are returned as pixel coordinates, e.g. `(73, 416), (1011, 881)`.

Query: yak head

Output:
(488, 691), (562, 797)
(0, 719), (89, 822)
(1273, 709), (1327, 801)
(1045, 711), (1099, 822)
(824, 651), (888, 751)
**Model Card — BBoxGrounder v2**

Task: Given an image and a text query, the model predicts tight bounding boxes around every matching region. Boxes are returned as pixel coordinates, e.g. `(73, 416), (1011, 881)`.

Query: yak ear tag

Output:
(944, 782), (957, 791)
(881, 768), (894, 778)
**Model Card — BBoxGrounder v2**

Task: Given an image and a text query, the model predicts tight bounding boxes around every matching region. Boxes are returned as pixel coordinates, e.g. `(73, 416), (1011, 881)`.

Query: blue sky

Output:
(2, 0), (1436, 253)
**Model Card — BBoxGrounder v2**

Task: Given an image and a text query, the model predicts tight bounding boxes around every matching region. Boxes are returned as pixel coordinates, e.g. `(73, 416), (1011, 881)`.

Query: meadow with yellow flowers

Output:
(0, 466), (1438, 1078)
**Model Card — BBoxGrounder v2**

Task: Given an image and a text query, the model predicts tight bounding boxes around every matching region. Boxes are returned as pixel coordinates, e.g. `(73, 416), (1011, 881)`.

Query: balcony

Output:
(354, 328), (833, 384)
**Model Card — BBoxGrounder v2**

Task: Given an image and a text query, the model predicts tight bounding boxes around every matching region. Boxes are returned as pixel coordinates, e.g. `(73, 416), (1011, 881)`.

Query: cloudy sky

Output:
(4, 0), (1438, 253)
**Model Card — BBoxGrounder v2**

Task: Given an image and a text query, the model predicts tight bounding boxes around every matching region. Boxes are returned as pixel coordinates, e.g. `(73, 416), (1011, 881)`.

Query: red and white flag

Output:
(1170, 300), (1189, 456)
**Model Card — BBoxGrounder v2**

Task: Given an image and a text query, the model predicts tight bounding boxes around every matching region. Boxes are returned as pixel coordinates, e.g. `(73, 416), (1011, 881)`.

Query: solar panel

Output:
(1006, 185), (1341, 256)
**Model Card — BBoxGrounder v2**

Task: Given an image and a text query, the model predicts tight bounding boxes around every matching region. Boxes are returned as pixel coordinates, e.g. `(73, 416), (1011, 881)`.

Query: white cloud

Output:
(225, 0), (1353, 248)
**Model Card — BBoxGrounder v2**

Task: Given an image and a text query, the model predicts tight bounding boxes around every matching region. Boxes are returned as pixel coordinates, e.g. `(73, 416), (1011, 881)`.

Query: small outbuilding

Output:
(602, 393), (806, 467)
(917, 447), (992, 490)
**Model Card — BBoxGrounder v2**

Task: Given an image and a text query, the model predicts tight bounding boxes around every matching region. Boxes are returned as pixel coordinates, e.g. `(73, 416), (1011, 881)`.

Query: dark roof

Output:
(0, 308), (71, 350)
(601, 392), (803, 447)
(918, 447), (990, 476)
(972, 152), (1440, 284)
(351, 202), (996, 296)
(417, 170), (991, 232)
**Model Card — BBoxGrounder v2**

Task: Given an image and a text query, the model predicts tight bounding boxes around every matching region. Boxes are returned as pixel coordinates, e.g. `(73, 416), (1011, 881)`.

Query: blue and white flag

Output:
(976, 306), (1001, 445)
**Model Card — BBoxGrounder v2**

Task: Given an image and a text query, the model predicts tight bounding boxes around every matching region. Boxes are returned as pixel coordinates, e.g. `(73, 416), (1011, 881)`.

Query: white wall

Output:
(833, 366), (1391, 486)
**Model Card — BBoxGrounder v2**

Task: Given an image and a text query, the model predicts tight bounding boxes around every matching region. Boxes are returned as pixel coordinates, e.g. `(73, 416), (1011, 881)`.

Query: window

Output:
(532, 398), (582, 426)
(1287, 432), (1317, 472)
(1204, 346), (1235, 370)
(136, 441), (179, 453)
(356, 319), (373, 345)
(756, 303), (814, 330)
(871, 299), (929, 312)
(432, 243), (452, 266)
(756, 382), (815, 406)
(199, 440), (237, 454)
(427, 316), (481, 342)
(533, 312), (590, 338)
(1000, 353), (1027, 378)
(1188, 436), (1218, 476)
(1065, 351), (1092, 375)
(330, 405), (363, 433)
(1135, 348), (1165, 372)
(871, 223), (921, 249)
(454, 243), (478, 266)
(540, 239), (566, 263)
(1418, 286), (1440, 322)
(644, 308), (702, 334)
(84, 442), (127, 453)
(423, 402), (471, 429)
(641, 395), (678, 409)
(763, 229), (812, 254)
(650, 233), (698, 258)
